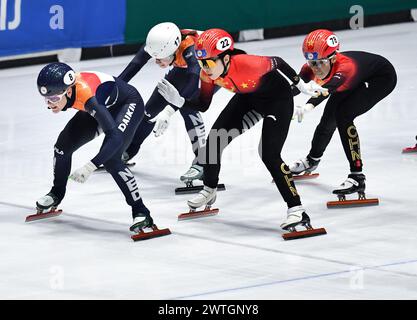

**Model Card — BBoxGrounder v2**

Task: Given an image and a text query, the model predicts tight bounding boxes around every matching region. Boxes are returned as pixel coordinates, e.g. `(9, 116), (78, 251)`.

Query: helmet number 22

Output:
(216, 37), (232, 51)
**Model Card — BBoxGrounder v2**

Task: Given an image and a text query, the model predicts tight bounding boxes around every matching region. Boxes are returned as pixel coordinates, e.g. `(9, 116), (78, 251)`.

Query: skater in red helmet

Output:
(290, 29), (397, 202)
(156, 28), (328, 238)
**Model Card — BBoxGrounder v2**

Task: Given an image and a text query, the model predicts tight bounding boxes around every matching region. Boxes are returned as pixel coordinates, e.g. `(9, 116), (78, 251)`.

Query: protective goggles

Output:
(307, 58), (331, 68)
(306, 53), (336, 68)
(44, 90), (67, 104)
(197, 57), (219, 69)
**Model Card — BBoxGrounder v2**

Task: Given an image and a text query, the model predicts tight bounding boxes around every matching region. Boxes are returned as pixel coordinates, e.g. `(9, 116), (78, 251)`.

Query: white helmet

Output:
(144, 22), (181, 59)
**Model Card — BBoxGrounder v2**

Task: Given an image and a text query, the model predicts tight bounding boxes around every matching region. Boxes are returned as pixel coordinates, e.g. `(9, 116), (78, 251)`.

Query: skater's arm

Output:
(182, 79), (215, 112)
(172, 46), (203, 111)
(271, 57), (328, 97)
(183, 46), (201, 76)
(323, 72), (346, 93)
(84, 97), (123, 167)
(292, 64), (315, 96)
(306, 73), (347, 106)
(157, 72), (215, 112)
(171, 72), (200, 113)
(270, 56), (301, 84)
(118, 46), (151, 82)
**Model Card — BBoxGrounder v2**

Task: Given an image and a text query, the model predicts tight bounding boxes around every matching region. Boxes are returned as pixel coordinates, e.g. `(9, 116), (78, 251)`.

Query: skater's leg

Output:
(308, 97), (338, 159)
(258, 96), (302, 208)
(335, 68), (397, 173)
(105, 89), (151, 219)
(124, 86), (166, 159)
(252, 72), (316, 231)
(125, 68), (202, 160)
(203, 94), (252, 188)
(103, 157), (150, 218)
(179, 107), (206, 163)
(177, 71), (206, 163)
(51, 111), (98, 201)
(187, 96), (260, 209)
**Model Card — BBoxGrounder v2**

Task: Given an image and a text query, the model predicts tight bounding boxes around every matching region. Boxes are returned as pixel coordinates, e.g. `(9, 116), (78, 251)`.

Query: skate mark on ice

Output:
(3, 201), (417, 280)
(172, 258), (417, 300)
(0, 201), (130, 228)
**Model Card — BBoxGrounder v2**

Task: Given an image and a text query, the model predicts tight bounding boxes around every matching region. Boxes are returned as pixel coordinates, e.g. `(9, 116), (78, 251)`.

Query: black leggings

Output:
(52, 89), (150, 218)
(309, 64), (397, 172)
(202, 73), (301, 208)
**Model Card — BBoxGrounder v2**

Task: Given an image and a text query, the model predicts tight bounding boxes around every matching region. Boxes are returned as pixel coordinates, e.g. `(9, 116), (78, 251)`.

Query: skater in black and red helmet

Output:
(155, 28), (328, 238)
(290, 29), (397, 199)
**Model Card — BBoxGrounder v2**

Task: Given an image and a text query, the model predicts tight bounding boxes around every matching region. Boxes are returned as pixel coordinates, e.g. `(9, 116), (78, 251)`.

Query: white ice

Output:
(0, 22), (417, 300)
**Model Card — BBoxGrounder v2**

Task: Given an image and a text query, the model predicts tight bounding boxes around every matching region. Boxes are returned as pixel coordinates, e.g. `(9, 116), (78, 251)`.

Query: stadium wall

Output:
(0, 0), (416, 68)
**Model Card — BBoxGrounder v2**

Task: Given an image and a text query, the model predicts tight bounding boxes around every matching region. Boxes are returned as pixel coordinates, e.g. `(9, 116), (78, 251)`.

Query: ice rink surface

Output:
(0, 22), (416, 299)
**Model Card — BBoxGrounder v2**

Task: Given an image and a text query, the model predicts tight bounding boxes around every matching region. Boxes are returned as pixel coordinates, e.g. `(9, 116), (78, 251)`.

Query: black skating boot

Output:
(36, 192), (61, 213)
(130, 214), (154, 233)
(333, 173), (366, 196)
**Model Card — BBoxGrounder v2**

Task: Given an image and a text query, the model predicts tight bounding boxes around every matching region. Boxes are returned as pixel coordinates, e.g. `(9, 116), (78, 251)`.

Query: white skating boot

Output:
(280, 205), (311, 231)
(180, 164), (204, 184)
(36, 192), (60, 213)
(290, 155), (320, 175)
(187, 185), (216, 210)
(280, 205), (327, 240)
(25, 192), (63, 222)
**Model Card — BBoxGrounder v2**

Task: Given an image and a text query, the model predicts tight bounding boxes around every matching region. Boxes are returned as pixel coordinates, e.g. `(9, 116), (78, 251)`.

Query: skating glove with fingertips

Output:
(157, 79), (185, 108)
(69, 161), (97, 183)
(149, 105), (176, 137)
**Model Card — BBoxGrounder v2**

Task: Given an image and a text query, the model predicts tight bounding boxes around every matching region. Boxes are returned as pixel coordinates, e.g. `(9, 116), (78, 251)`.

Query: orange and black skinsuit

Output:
(298, 51), (397, 172)
(119, 29), (206, 164)
(52, 72), (151, 218)
(183, 53), (304, 208)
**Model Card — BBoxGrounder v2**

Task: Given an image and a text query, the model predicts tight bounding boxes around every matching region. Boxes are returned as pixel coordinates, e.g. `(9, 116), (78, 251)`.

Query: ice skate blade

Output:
(293, 173), (319, 181)
(272, 173), (319, 184)
(178, 208), (219, 221)
(131, 226), (171, 241)
(25, 209), (63, 222)
(327, 198), (379, 208)
(175, 183), (225, 195)
(402, 147), (417, 153)
(282, 227), (327, 240)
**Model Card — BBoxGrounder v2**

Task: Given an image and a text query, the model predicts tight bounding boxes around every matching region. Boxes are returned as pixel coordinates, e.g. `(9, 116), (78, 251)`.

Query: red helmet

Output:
(194, 28), (234, 60)
(302, 29), (340, 60)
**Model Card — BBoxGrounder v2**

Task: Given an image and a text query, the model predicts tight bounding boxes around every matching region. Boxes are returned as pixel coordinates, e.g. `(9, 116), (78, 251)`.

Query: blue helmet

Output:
(37, 62), (76, 96)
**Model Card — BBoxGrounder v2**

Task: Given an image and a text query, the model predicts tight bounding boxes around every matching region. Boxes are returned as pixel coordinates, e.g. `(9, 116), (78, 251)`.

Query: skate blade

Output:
(293, 173), (319, 181)
(178, 208), (219, 221)
(327, 198), (379, 208)
(282, 227), (327, 240)
(402, 147), (417, 153)
(131, 226), (171, 241)
(97, 162), (136, 172)
(175, 183), (225, 195)
(272, 173), (319, 184)
(25, 209), (63, 223)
